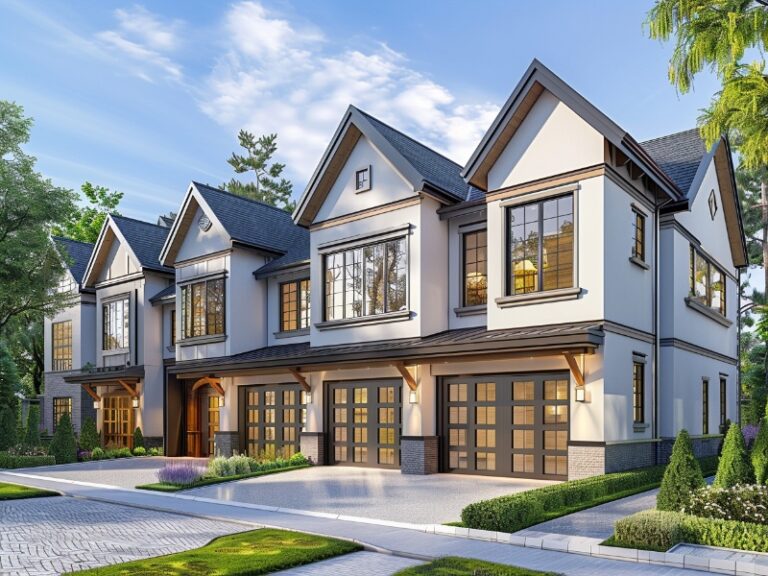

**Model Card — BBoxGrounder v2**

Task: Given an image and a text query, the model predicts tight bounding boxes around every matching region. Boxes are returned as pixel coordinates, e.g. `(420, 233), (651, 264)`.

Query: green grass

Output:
(0, 482), (57, 500)
(136, 464), (310, 492)
(394, 557), (559, 575)
(71, 528), (361, 575)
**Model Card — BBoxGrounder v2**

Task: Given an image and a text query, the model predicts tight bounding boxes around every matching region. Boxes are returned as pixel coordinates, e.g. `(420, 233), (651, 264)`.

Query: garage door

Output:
(441, 373), (569, 479)
(240, 384), (307, 458)
(327, 379), (401, 468)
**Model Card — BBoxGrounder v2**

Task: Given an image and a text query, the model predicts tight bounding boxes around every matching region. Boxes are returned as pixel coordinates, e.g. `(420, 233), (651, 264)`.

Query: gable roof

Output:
(462, 59), (682, 201)
(52, 237), (94, 286)
(111, 215), (173, 273)
(293, 106), (472, 227)
(149, 283), (176, 304)
(253, 233), (310, 278)
(640, 129), (707, 197)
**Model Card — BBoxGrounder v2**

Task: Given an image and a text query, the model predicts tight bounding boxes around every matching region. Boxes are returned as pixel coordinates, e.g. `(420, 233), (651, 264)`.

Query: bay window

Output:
(181, 278), (225, 339)
(689, 246), (726, 316)
(103, 296), (130, 350)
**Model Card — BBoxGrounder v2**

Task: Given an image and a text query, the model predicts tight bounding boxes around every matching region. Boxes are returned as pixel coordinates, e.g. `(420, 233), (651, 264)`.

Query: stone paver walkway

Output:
(272, 551), (422, 575)
(0, 495), (238, 576)
(0, 471), (712, 575)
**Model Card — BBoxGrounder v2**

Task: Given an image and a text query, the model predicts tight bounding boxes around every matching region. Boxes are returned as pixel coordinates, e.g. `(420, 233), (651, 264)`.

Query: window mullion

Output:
(538, 208), (544, 292)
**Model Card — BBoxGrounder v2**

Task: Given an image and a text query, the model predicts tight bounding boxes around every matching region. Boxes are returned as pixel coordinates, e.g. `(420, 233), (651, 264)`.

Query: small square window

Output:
(708, 189), (718, 220)
(355, 166), (371, 192)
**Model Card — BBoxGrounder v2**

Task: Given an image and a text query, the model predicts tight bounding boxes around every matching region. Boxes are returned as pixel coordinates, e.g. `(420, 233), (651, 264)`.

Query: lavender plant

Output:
(156, 462), (207, 486)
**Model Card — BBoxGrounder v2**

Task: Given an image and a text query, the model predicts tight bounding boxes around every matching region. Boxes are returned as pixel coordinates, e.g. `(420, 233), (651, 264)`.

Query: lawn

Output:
(0, 482), (57, 500)
(71, 528), (361, 575)
(394, 557), (559, 575)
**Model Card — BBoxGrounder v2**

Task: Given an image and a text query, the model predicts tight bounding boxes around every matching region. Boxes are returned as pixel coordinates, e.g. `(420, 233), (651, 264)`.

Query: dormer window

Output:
(355, 166), (372, 193)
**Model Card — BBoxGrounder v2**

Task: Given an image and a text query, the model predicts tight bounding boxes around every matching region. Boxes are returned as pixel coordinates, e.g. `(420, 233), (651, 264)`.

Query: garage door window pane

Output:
(477, 452), (496, 471)
(476, 406), (496, 425)
(544, 380), (568, 400)
(335, 428), (347, 442)
(379, 387), (395, 403)
(335, 446), (347, 461)
(379, 428), (395, 444)
(334, 408), (347, 423)
(513, 406), (534, 426)
(476, 383), (496, 402)
(513, 429), (534, 449)
(354, 427), (368, 442)
(354, 388), (368, 403)
(379, 448), (395, 465)
(544, 405), (567, 424)
(476, 429), (496, 448)
(513, 454), (534, 473)
(449, 384), (467, 402)
(544, 430), (567, 451)
(334, 389), (347, 403)
(450, 406), (468, 424)
(379, 407), (394, 423)
(544, 455), (568, 476)
(449, 429), (466, 447)
(450, 451), (468, 469)
(513, 381), (534, 401)
(354, 446), (367, 462)
(354, 407), (368, 423)
(265, 391), (276, 405)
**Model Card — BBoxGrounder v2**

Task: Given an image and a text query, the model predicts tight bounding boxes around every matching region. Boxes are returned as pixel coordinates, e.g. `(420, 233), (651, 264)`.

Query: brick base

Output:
(300, 432), (325, 465)
(657, 435), (721, 465)
(42, 371), (96, 435)
(142, 436), (163, 450)
(400, 436), (438, 475)
(568, 444), (605, 479)
(605, 441), (657, 473)
(213, 431), (239, 457)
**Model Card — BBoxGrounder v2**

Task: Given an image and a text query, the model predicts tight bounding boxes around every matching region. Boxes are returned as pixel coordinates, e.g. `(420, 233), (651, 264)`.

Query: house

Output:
(47, 59), (745, 480)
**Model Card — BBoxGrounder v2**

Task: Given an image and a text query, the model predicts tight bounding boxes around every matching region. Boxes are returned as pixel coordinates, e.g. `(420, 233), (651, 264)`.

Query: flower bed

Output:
(683, 484), (768, 524)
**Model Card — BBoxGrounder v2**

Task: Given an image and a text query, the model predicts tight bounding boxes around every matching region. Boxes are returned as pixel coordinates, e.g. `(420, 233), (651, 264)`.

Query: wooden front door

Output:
(201, 394), (220, 457)
(103, 395), (133, 449)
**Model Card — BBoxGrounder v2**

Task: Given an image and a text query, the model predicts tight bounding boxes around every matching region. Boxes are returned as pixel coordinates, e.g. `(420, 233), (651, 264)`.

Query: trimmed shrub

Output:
(230, 453), (251, 475)
(753, 421), (768, 484)
(132, 446), (146, 456)
(657, 429), (704, 511)
(684, 484), (768, 523)
(48, 413), (77, 464)
(289, 452), (309, 466)
(133, 427), (144, 449)
(0, 405), (17, 451)
(23, 405), (40, 447)
(106, 447), (133, 459)
(0, 452), (55, 468)
(614, 510), (686, 551)
(715, 424), (755, 488)
(209, 456), (237, 477)
(79, 417), (100, 451)
(91, 447), (105, 460)
(148, 447), (161, 456)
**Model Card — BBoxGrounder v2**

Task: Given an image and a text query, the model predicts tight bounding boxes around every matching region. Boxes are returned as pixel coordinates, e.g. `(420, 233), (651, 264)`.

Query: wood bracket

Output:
(118, 380), (139, 398)
(288, 368), (311, 393)
(563, 352), (585, 387)
(393, 362), (418, 391)
(192, 376), (224, 396)
(81, 384), (101, 403)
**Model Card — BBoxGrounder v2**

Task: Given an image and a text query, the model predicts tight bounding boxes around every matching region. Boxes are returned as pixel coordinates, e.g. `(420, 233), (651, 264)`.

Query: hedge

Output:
(0, 452), (56, 469)
(614, 509), (768, 553)
(460, 456), (718, 533)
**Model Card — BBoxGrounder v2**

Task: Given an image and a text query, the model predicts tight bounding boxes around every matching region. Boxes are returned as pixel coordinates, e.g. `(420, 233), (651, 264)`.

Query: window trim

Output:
(631, 207), (647, 266)
(51, 320), (73, 372)
(102, 294), (130, 352)
(687, 245), (728, 323)
(461, 228), (488, 308)
(354, 165), (372, 193)
(170, 309), (176, 346)
(632, 360), (645, 425)
(702, 378), (709, 435)
(279, 278), (311, 333)
(180, 277), (226, 341)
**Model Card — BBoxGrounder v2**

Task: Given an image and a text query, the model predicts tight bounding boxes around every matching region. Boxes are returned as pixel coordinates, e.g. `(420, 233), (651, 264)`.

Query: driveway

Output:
(187, 466), (555, 524)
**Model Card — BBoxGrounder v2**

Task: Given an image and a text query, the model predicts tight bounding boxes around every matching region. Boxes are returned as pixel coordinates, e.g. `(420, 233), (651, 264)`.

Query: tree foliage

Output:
(224, 131), (295, 212)
(52, 181), (122, 244)
(79, 417), (100, 451)
(657, 429), (705, 511)
(48, 412), (77, 464)
(715, 423), (755, 487)
(133, 426), (144, 449)
(23, 403), (40, 447)
(0, 101), (77, 331)
(4, 312), (44, 397)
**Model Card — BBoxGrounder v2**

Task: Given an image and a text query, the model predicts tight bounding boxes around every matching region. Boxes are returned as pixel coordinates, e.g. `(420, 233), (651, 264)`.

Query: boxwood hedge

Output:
(460, 456), (718, 533)
(0, 453), (56, 469)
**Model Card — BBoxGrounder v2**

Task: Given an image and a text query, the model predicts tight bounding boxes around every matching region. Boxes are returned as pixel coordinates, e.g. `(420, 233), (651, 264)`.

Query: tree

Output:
(657, 429), (705, 510)
(48, 412), (77, 464)
(23, 403), (40, 447)
(133, 426), (144, 449)
(52, 181), (122, 243)
(224, 131), (295, 212)
(4, 312), (44, 397)
(0, 101), (78, 331)
(753, 410), (768, 483)
(79, 417), (100, 451)
(715, 423), (755, 487)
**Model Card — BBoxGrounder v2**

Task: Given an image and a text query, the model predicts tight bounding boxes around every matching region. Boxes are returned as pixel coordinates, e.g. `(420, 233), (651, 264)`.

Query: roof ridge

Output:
(640, 127), (701, 145)
(52, 236), (94, 247)
(192, 182), (294, 217)
(111, 213), (169, 229)
(355, 107), (463, 169)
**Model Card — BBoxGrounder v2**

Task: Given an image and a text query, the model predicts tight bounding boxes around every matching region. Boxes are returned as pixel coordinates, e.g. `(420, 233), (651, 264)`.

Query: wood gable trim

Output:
(82, 217), (142, 288)
(713, 140), (748, 268)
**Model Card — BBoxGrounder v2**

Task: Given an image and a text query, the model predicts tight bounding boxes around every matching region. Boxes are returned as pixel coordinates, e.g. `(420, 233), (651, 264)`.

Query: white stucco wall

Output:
(176, 204), (230, 263)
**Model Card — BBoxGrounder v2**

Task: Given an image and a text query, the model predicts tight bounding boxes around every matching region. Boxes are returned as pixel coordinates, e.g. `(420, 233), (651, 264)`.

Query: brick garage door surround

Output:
(401, 436), (438, 474)
(300, 432), (326, 465)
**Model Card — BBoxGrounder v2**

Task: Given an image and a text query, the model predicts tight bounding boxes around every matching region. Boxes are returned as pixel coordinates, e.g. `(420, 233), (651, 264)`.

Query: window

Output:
(689, 246), (726, 316)
(632, 209), (646, 262)
(324, 237), (407, 321)
(355, 166), (371, 192)
(52, 321), (72, 371)
(720, 377), (727, 427)
(280, 279), (311, 332)
(463, 229), (487, 306)
(708, 189), (718, 220)
(102, 296), (130, 351)
(633, 361), (644, 424)
(506, 193), (574, 295)
(52, 397), (72, 431)
(180, 278), (225, 339)
(702, 379), (709, 435)
(170, 310), (176, 346)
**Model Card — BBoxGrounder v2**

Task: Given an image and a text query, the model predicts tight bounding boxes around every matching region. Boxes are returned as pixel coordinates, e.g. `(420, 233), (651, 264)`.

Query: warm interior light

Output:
(131, 397), (139, 408)
(218, 395), (225, 408)
(305, 392), (312, 404)
(409, 390), (418, 404)
(93, 400), (100, 410)
(575, 386), (586, 402)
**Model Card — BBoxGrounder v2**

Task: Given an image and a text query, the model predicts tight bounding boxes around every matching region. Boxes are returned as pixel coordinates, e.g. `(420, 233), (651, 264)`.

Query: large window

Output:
(180, 278), (225, 339)
(52, 320), (72, 371)
(720, 377), (727, 428)
(463, 230), (487, 306)
(506, 193), (574, 295)
(324, 237), (407, 321)
(52, 397), (72, 431)
(632, 209), (646, 262)
(702, 379), (709, 435)
(633, 361), (644, 424)
(280, 279), (310, 332)
(103, 296), (129, 351)
(689, 246), (726, 316)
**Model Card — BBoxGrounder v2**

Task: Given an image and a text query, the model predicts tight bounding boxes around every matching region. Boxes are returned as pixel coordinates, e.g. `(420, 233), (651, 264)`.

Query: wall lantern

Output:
(304, 392), (312, 404)
(93, 400), (100, 410)
(131, 397), (139, 409)
(575, 386), (586, 403)
(409, 390), (418, 404)
(218, 395), (225, 408)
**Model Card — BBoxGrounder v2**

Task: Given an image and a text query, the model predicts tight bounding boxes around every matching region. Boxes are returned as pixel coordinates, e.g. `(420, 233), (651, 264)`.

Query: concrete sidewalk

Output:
(0, 471), (710, 575)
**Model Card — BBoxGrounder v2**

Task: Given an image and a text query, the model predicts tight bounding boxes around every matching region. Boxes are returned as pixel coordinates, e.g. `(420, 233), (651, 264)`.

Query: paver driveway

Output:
(187, 465), (555, 524)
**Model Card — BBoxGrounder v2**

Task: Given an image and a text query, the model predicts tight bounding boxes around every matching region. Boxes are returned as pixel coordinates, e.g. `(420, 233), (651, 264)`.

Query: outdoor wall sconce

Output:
(575, 386), (586, 402)
(218, 395), (225, 408)
(304, 392), (312, 404)
(409, 390), (418, 404)
(131, 397), (139, 409)
(93, 400), (100, 410)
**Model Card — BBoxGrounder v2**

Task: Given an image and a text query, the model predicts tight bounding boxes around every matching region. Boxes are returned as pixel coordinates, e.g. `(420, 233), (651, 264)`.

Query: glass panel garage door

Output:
(441, 373), (568, 479)
(242, 384), (307, 458)
(327, 379), (401, 468)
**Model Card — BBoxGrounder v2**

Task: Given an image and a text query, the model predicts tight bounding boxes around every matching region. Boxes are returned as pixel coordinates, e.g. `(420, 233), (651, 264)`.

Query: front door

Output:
(200, 394), (220, 457)
(103, 395), (133, 449)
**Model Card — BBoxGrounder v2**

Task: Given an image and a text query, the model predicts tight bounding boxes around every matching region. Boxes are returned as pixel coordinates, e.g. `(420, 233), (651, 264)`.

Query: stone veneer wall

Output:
(300, 432), (326, 465)
(41, 371), (96, 435)
(400, 436), (438, 475)
(567, 444), (605, 479)
(213, 431), (239, 457)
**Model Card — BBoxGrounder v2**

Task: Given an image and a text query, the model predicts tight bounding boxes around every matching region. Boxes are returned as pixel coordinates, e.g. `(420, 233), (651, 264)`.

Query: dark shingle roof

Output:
(254, 234), (309, 277)
(357, 109), (472, 202)
(193, 183), (306, 254)
(111, 215), (173, 273)
(149, 284), (176, 303)
(640, 129), (707, 197)
(52, 237), (94, 285)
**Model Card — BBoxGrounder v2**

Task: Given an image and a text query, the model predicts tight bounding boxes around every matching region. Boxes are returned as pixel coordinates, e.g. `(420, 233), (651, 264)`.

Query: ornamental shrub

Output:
(0, 405), (17, 451)
(79, 417), (100, 451)
(229, 453), (250, 475)
(156, 462), (206, 486)
(148, 447), (161, 456)
(132, 446), (146, 456)
(23, 404), (40, 447)
(614, 510), (686, 551)
(48, 413), (77, 464)
(91, 447), (105, 460)
(0, 452), (55, 468)
(753, 421), (768, 484)
(289, 452), (309, 466)
(684, 484), (768, 524)
(657, 429), (705, 511)
(208, 456), (236, 477)
(132, 427), (144, 449)
(715, 424), (755, 488)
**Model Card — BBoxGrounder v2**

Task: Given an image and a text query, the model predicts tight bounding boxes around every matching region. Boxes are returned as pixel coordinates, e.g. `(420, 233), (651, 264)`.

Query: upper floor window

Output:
(463, 229), (487, 306)
(56, 275), (75, 294)
(324, 237), (407, 321)
(689, 246), (726, 316)
(632, 209), (646, 262)
(281, 279), (310, 332)
(702, 378), (709, 435)
(103, 296), (129, 351)
(720, 377), (727, 427)
(170, 309), (176, 346)
(180, 278), (224, 339)
(52, 320), (72, 371)
(506, 193), (574, 295)
(355, 166), (371, 192)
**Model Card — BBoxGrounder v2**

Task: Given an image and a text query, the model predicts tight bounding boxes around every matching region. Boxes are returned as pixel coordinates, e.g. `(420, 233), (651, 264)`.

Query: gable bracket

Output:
(562, 352), (585, 387)
(118, 380), (139, 398)
(288, 368), (311, 393)
(81, 384), (101, 403)
(393, 362), (418, 391)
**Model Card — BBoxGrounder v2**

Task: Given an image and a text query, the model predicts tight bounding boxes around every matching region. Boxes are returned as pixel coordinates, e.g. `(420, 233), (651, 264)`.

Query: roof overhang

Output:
(253, 259), (310, 280)
(63, 365), (145, 384)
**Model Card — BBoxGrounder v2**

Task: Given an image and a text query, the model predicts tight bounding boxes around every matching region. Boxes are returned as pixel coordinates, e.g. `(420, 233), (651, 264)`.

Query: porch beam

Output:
(393, 362), (418, 391)
(81, 384), (101, 403)
(118, 380), (139, 398)
(562, 352), (585, 387)
(192, 376), (223, 395)
(288, 368), (311, 393)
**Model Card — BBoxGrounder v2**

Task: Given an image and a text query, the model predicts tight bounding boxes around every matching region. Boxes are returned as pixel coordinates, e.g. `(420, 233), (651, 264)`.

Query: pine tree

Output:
(78, 417), (100, 451)
(715, 423), (755, 487)
(0, 405), (16, 451)
(657, 429), (705, 511)
(23, 404), (40, 447)
(48, 413), (77, 464)
(133, 426), (144, 449)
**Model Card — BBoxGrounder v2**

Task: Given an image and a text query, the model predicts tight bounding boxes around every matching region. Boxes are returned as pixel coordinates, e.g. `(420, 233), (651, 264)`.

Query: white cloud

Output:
(199, 1), (499, 186)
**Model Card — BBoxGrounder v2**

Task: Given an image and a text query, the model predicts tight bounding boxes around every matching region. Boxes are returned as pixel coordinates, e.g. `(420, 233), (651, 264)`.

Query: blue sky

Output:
(1, 0), (722, 224)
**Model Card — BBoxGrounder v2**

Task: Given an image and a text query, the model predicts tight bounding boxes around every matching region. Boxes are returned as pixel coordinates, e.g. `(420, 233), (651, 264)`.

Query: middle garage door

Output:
(327, 379), (401, 468)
